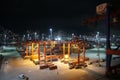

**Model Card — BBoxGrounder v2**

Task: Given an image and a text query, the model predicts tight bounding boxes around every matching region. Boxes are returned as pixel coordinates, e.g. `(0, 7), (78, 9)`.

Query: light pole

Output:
(34, 32), (37, 40)
(4, 34), (7, 45)
(96, 32), (101, 66)
(49, 28), (52, 40)
(72, 33), (74, 39)
(23, 35), (25, 41)
(27, 33), (29, 40)
(42, 33), (44, 40)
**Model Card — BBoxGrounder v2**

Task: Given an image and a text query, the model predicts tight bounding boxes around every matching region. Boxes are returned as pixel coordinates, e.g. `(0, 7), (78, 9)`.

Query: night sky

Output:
(0, 0), (119, 34)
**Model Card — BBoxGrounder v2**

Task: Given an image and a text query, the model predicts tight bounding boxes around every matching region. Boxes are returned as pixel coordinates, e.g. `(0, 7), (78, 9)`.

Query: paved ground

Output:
(0, 48), (120, 80)
(0, 58), (107, 80)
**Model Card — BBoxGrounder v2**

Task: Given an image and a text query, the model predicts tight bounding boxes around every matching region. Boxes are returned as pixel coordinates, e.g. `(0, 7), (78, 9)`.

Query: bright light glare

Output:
(49, 28), (52, 31)
(55, 37), (61, 41)
(57, 37), (61, 40)
(64, 54), (69, 59)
